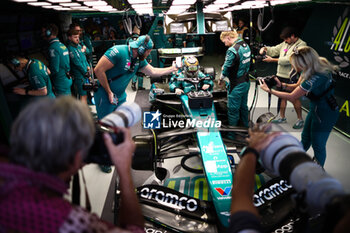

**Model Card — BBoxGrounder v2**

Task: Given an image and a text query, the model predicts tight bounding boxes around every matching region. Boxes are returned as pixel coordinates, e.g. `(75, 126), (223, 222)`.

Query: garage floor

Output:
(78, 54), (350, 225)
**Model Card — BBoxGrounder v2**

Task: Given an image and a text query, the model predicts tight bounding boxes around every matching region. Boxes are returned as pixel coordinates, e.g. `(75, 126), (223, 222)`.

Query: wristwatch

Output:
(240, 146), (259, 159)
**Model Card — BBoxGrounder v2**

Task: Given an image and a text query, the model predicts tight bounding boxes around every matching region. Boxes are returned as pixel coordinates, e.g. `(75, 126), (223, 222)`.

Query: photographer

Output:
(229, 126), (349, 233)
(259, 46), (339, 167)
(0, 97), (144, 233)
(229, 126), (280, 233)
(259, 27), (306, 129)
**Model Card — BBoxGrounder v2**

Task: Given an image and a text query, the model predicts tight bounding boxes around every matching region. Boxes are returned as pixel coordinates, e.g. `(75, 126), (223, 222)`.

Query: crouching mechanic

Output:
(11, 56), (55, 98)
(94, 35), (178, 119)
(0, 96), (144, 233)
(219, 31), (251, 134)
(67, 28), (91, 104)
(169, 56), (213, 95)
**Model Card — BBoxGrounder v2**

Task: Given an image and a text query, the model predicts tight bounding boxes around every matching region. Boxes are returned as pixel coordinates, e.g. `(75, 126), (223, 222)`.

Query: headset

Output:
(137, 35), (150, 56)
(45, 28), (52, 38)
(43, 24), (53, 38)
(10, 57), (20, 68)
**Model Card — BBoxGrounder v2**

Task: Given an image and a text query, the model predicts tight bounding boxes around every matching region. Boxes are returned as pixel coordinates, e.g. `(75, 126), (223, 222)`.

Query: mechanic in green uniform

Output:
(42, 24), (71, 96)
(219, 31), (251, 135)
(174, 34), (186, 48)
(67, 29), (91, 104)
(70, 23), (93, 64)
(94, 35), (177, 172)
(186, 35), (202, 48)
(11, 56), (55, 98)
(126, 26), (144, 91)
(169, 56), (213, 95)
(94, 35), (177, 119)
(165, 34), (174, 48)
(152, 20), (167, 68)
(259, 46), (339, 167)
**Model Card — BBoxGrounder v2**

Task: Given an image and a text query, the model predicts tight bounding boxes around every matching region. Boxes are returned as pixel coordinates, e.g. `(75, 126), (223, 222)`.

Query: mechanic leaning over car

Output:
(169, 56), (213, 95)
(10, 56), (55, 98)
(219, 30), (251, 138)
(94, 35), (178, 119)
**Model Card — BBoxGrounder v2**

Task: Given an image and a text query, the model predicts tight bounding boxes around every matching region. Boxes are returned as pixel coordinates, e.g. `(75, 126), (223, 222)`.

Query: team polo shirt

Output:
(26, 59), (55, 98)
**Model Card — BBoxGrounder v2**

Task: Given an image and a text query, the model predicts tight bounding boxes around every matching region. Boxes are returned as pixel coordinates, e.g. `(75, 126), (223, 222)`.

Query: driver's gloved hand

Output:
(202, 84), (210, 90)
(175, 88), (184, 95)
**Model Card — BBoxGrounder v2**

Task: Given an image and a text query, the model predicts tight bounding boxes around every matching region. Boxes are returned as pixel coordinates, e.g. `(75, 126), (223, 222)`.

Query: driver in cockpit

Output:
(169, 56), (213, 95)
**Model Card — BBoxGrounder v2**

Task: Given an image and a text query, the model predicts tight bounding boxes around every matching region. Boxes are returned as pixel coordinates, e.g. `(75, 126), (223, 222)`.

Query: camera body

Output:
(259, 133), (345, 215)
(256, 75), (277, 89)
(83, 81), (99, 92)
(84, 123), (124, 165)
(254, 50), (267, 62)
(84, 102), (141, 165)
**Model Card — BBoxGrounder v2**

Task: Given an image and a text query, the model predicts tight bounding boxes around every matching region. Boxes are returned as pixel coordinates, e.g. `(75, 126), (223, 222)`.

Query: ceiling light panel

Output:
(213, 0), (239, 4)
(128, 0), (152, 4)
(42, 5), (59, 8)
(47, 0), (71, 2)
(60, 2), (81, 6)
(84, 1), (107, 6)
(169, 5), (190, 9)
(28, 2), (51, 6)
(270, 0), (293, 5)
(172, 0), (196, 5)
(54, 7), (72, 10)
(132, 3), (152, 8)
(12, 0), (37, 2)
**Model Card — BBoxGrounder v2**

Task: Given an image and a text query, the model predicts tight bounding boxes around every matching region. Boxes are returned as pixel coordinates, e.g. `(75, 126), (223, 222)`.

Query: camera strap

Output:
(72, 169), (91, 212)
(305, 79), (335, 101)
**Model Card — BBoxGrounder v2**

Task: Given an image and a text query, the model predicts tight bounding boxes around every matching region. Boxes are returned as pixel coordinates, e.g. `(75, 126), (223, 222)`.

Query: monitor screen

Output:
(170, 23), (185, 34)
(214, 21), (229, 32)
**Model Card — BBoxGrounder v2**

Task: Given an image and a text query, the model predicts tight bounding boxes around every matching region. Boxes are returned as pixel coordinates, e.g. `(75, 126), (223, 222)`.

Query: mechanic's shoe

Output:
(131, 82), (137, 91)
(271, 117), (287, 124)
(138, 87), (145, 90)
(293, 119), (304, 129)
(99, 165), (112, 173)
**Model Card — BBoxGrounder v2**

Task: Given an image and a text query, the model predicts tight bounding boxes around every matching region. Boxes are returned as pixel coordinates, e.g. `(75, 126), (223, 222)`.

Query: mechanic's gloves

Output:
(175, 88), (184, 95)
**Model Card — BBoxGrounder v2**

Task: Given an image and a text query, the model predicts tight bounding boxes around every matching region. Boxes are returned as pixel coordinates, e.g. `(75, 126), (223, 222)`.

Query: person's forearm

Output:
(117, 167), (144, 228)
(148, 66), (175, 77)
(28, 88), (47, 96)
(283, 82), (298, 92)
(231, 152), (259, 216)
(269, 88), (295, 101)
(95, 69), (112, 94)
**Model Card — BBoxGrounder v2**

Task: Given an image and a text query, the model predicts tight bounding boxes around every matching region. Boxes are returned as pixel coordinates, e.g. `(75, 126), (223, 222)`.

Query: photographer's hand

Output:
(103, 128), (135, 172)
(259, 47), (267, 55)
(246, 125), (281, 153)
(262, 55), (274, 62)
(103, 128), (144, 228)
(258, 79), (270, 93)
(274, 76), (282, 88)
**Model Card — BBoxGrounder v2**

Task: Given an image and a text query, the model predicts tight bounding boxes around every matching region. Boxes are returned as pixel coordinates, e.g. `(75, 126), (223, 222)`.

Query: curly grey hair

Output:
(9, 96), (95, 174)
